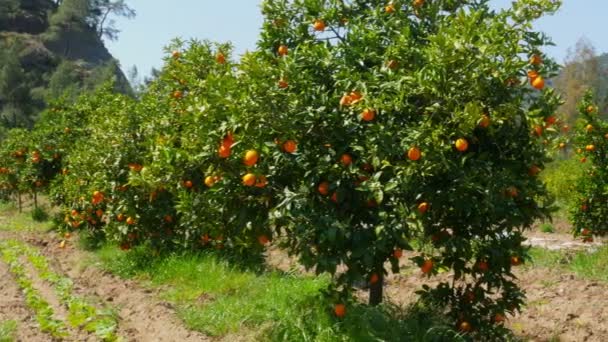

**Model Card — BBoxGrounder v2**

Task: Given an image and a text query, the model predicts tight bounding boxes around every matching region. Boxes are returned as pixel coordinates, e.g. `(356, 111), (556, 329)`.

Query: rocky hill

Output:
(0, 0), (131, 129)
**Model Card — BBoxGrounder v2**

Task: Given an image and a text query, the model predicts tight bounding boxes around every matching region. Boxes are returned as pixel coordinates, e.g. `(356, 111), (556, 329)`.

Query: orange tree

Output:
(253, 0), (562, 334)
(570, 92), (608, 241)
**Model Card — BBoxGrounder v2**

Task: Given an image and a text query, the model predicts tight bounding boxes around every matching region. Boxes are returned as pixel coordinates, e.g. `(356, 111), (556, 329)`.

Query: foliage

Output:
(570, 92), (608, 240)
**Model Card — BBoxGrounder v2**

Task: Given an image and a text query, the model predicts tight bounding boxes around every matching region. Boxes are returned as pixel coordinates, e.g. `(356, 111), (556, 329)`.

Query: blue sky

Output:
(105, 1), (607, 79)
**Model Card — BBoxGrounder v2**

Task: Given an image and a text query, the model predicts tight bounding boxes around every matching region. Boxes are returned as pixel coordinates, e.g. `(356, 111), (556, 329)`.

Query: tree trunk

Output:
(18, 192), (22, 213)
(368, 272), (383, 306)
(33, 190), (38, 209)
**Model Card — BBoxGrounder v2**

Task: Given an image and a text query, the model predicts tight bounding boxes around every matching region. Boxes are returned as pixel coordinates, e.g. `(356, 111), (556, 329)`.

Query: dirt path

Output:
(0, 260), (52, 342)
(0, 230), (210, 342)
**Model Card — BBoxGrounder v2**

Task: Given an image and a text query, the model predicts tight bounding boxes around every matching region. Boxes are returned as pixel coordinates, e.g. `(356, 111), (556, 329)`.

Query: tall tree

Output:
(90, 0), (135, 41)
(554, 38), (604, 123)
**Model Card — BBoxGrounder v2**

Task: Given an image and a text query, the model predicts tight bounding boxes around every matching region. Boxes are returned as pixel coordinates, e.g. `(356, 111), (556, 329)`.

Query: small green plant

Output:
(539, 223), (555, 234)
(31, 207), (49, 222)
(0, 320), (17, 342)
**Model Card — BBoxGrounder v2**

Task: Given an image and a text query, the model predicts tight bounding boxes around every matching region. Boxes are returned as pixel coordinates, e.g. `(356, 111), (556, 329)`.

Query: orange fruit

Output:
(385, 3), (395, 13)
(476, 260), (489, 272)
(479, 114), (491, 128)
(350, 91), (363, 104)
(183, 180), (193, 189)
(334, 304), (346, 318)
(164, 215), (173, 223)
(586, 105), (595, 114)
(218, 145), (231, 158)
(64, 232), (72, 239)
(369, 273), (379, 284)
(558, 142), (566, 149)
(407, 147), (421, 161)
(562, 124), (570, 133)
(393, 248), (403, 259)
(283, 140), (297, 153)
(64, 127), (71, 134)
(581, 157), (587, 163)
(216, 52), (226, 64)
(583, 236), (594, 243)
(204, 176), (216, 187)
(530, 54), (542, 66)
(243, 150), (259, 167)
(71, 209), (79, 217)
(242, 173), (256, 186)
(455, 138), (469, 152)
(171, 50), (181, 59)
(255, 175), (268, 188)
(201, 234), (210, 244)
(59, 240), (66, 249)
(172, 90), (183, 99)
(586, 144), (596, 152)
(331, 192), (338, 203)
(117, 213), (125, 222)
(120, 243), (131, 251)
(533, 125), (543, 137)
(421, 259), (433, 274)
(318, 181), (330, 196)
(278, 78), (289, 89)
(510, 256), (522, 266)
(544, 115), (556, 126)
(506, 186), (519, 198)
(126, 217), (136, 225)
(494, 313), (506, 324)
(528, 165), (541, 176)
(527, 70), (539, 80)
(531, 76), (545, 90)
(277, 45), (288, 56)
(340, 154), (353, 166)
(586, 124), (594, 133)
(605, 133), (608, 139)
(458, 321), (472, 332)
(258, 235), (270, 245)
(386, 59), (399, 69)
(340, 94), (353, 106)
(582, 228), (591, 236)
(313, 19), (326, 31)
(128, 163), (143, 172)
(361, 108), (376, 122)
(413, 0), (425, 7)
(417, 202), (429, 214)
(96, 209), (104, 218)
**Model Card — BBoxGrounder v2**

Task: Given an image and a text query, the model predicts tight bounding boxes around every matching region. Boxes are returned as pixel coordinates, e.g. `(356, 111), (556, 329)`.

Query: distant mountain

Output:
(0, 0), (131, 129)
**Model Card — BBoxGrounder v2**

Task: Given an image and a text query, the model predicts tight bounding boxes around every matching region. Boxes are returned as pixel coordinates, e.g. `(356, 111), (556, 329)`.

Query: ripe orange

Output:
(528, 165), (541, 176)
(255, 175), (268, 188)
(494, 313), (506, 324)
(128, 163), (143, 172)
(510, 256), (522, 266)
(393, 248), (403, 259)
(95, 209), (104, 218)
(164, 215), (173, 223)
(531, 76), (545, 90)
(172, 90), (183, 99)
(421, 259), (433, 274)
(171, 50), (181, 59)
(71, 209), (79, 217)
(258, 235), (270, 245)
(530, 54), (542, 66)
(283, 140), (297, 153)
(386, 59), (398, 69)
(544, 115), (557, 126)
(331, 192), (338, 203)
(479, 114), (491, 128)
(340, 153), (353, 166)
(183, 180), (193, 189)
(417, 202), (429, 214)
(585, 144), (596, 152)
(243, 150), (259, 166)
(533, 125), (543, 137)
(413, 0), (425, 8)
(385, 3), (395, 13)
(313, 19), (326, 31)
(242, 173), (256, 186)
(562, 125), (570, 133)
(581, 157), (587, 163)
(407, 147), (421, 161)
(218, 145), (231, 158)
(126, 217), (136, 225)
(340, 94), (353, 106)
(204, 176), (216, 187)
(586, 105), (595, 114)
(458, 321), (472, 333)
(120, 243), (131, 251)
(527, 70), (539, 80)
(117, 213), (125, 222)
(277, 45), (288, 56)
(605, 133), (608, 139)
(558, 142), (566, 149)
(201, 234), (210, 244)
(334, 304), (346, 318)
(318, 181), (330, 196)
(476, 260), (489, 272)
(64, 232), (72, 239)
(581, 204), (588, 212)
(506, 186), (519, 198)
(455, 138), (469, 152)
(216, 52), (226, 64)
(350, 91), (363, 104)
(361, 108), (376, 122)
(278, 78), (289, 89)
(369, 273), (379, 284)
(586, 124), (594, 133)
(582, 228), (591, 236)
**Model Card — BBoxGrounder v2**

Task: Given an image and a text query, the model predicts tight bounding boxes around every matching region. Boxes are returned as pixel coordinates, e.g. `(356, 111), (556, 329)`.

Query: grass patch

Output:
(0, 202), (53, 233)
(93, 245), (461, 341)
(538, 223), (555, 233)
(0, 320), (17, 342)
(529, 245), (608, 282)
